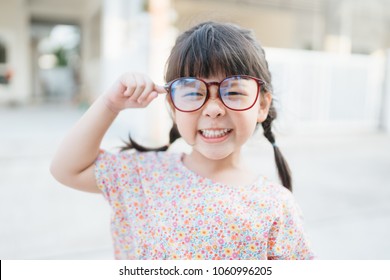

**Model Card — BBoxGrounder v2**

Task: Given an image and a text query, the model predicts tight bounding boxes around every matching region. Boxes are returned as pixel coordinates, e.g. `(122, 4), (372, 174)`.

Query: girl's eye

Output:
(226, 92), (242, 95)
(183, 92), (205, 98)
(223, 91), (247, 97)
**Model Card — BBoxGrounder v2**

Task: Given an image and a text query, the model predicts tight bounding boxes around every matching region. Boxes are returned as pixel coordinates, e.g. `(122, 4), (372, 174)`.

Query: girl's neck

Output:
(182, 150), (257, 186)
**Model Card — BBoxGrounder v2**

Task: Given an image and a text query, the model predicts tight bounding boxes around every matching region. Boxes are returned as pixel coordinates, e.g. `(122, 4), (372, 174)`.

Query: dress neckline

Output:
(172, 152), (265, 189)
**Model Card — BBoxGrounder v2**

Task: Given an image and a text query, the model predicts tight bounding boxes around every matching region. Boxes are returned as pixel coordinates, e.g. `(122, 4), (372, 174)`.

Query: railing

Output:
(265, 48), (386, 132)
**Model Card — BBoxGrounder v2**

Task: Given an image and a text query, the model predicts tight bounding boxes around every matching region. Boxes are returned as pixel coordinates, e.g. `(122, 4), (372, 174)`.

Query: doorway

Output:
(30, 20), (81, 103)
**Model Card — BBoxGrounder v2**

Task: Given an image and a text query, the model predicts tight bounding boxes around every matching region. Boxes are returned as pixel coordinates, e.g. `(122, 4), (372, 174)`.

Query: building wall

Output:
(0, 0), (31, 105)
(79, 0), (103, 104)
(173, 0), (390, 54)
(324, 0), (389, 54)
(172, 0), (325, 51)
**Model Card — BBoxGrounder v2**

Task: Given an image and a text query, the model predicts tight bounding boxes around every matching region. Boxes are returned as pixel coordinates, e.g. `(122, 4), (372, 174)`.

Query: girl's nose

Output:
(201, 96), (226, 118)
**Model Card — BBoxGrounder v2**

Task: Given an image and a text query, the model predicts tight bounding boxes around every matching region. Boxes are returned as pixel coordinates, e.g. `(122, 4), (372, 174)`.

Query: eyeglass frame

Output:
(164, 75), (266, 113)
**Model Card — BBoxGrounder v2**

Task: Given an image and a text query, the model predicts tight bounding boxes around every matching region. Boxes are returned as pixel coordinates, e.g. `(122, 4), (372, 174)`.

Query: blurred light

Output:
(325, 35), (351, 54)
(37, 37), (60, 54)
(37, 25), (80, 54)
(50, 25), (80, 49)
(38, 54), (57, 69)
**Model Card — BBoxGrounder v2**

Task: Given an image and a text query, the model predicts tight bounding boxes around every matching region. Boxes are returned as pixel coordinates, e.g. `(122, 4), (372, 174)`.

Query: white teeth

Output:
(200, 129), (230, 138)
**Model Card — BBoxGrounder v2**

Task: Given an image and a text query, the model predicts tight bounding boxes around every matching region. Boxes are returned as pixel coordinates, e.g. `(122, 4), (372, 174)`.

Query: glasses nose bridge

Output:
(201, 80), (226, 114)
(205, 81), (221, 99)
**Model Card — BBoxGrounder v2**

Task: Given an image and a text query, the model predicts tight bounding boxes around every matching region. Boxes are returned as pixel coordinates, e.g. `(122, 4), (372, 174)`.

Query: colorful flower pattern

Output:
(95, 150), (315, 260)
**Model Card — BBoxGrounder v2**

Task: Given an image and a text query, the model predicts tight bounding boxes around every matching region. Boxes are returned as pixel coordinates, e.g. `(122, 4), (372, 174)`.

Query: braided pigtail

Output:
(262, 105), (293, 192)
(120, 123), (181, 152)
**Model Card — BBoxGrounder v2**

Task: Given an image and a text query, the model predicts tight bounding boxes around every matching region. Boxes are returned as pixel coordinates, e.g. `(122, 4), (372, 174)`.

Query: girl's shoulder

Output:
(257, 176), (292, 196)
(260, 177), (306, 221)
(255, 176), (297, 208)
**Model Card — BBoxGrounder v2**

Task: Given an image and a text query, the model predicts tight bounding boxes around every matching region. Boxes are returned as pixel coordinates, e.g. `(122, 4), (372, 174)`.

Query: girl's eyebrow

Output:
(173, 78), (203, 87)
(181, 79), (198, 86)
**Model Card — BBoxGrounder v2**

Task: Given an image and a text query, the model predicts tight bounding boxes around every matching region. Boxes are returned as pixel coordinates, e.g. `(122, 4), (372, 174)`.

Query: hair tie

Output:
(272, 142), (278, 148)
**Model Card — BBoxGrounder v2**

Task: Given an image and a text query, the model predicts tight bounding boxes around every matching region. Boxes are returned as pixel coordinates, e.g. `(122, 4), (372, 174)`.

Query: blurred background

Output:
(1, 0), (389, 259)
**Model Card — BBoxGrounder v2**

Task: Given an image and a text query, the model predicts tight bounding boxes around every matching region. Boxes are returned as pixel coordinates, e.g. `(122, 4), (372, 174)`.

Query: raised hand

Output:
(102, 72), (166, 113)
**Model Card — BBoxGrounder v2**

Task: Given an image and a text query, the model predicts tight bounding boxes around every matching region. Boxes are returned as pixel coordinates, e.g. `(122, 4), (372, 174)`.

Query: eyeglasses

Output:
(164, 75), (265, 112)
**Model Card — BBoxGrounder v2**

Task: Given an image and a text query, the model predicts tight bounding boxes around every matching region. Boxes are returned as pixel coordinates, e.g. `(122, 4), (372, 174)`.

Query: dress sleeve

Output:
(94, 149), (137, 204)
(267, 189), (315, 260)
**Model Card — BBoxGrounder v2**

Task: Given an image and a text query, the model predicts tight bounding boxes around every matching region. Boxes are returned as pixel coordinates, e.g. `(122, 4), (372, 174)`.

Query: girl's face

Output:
(172, 75), (272, 161)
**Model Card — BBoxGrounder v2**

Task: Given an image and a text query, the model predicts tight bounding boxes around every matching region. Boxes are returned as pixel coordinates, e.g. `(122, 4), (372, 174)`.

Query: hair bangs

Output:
(185, 29), (255, 78)
(165, 22), (260, 82)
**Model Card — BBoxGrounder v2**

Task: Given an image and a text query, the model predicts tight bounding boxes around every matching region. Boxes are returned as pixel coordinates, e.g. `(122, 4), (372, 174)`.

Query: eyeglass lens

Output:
(170, 76), (259, 112)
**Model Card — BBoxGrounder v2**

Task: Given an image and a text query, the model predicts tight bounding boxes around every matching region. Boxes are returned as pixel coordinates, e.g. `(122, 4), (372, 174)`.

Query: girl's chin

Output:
(194, 147), (234, 161)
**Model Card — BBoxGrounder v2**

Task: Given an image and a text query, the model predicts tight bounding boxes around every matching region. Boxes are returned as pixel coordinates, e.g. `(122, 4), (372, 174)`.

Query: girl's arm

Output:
(50, 72), (165, 193)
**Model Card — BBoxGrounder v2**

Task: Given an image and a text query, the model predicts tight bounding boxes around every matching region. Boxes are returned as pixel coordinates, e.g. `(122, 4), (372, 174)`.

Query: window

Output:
(0, 41), (6, 63)
(0, 40), (10, 84)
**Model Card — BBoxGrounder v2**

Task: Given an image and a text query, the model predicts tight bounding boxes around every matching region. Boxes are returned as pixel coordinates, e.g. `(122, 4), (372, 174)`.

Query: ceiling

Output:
(26, 0), (89, 24)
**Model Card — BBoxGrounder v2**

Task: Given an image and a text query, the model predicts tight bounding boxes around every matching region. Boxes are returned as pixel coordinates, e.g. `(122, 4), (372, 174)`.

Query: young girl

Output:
(51, 21), (314, 260)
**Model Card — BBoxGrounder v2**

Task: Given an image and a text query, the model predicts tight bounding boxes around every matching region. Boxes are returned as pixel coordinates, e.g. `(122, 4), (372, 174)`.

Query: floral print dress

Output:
(95, 150), (314, 260)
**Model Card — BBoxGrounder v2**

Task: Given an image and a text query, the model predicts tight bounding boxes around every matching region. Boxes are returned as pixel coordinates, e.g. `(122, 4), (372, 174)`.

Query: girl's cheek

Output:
(175, 114), (198, 145)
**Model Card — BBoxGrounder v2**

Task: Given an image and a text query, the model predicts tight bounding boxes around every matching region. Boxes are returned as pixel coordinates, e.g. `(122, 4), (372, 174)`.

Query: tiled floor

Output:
(1, 104), (389, 259)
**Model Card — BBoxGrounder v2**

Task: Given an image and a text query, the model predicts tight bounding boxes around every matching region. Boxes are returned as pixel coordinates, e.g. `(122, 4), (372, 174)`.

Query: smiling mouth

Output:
(199, 129), (232, 138)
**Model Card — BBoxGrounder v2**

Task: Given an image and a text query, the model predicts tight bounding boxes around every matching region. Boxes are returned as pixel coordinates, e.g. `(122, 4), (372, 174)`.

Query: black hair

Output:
(122, 21), (292, 191)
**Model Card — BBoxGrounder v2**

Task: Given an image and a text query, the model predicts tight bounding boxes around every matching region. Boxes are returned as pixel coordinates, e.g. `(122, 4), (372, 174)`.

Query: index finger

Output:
(154, 84), (167, 94)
